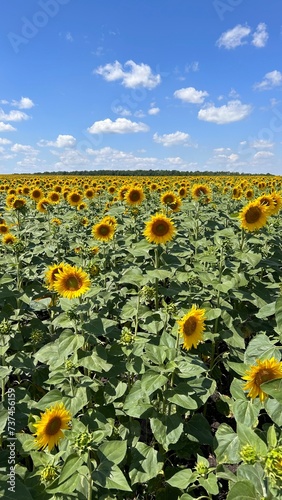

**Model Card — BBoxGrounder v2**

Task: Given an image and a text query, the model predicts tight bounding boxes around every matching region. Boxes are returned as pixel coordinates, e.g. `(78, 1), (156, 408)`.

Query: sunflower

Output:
(37, 198), (51, 213)
(92, 220), (115, 242)
(53, 265), (91, 299)
(11, 197), (26, 210)
(191, 184), (211, 200)
(168, 196), (182, 212)
(48, 191), (60, 204)
(242, 358), (282, 402)
(0, 224), (9, 235)
(143, 213), (176, 244)
(2, 233), (17, 245)
(51, 218), (62, 225)
(269, 192), (282, 215)
(45, 263), (70, 290)
(125, 186), (145, 205)
(67, 191), (83, 207)
(178, 305), (206, 350)
(256, 194), (275, 215)
(161, 191), (177, 206)
(33, 403), (71, 451)
(30, 188), (44, 202)
(239, 201), (268, 232)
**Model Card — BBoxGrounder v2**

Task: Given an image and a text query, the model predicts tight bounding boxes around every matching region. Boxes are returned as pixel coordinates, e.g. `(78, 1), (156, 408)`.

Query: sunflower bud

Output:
(264, 446), (282, 485)
(240, 444), (258, 464)
(40, 465), (58, 484)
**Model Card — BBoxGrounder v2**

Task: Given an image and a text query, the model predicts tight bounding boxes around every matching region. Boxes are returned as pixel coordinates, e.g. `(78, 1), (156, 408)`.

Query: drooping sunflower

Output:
(92, 220), (115, 242)
(239, 200), (268, 232)
(45, 262), (70, 290)
(242, 358), (282, 402)
(53, 265), (91, 299)
(178, 305), (206, 350)
(143, 213), (176, 244)
(33, 403), (71, 451)
(11, 197), (26, 210)
(125, 186), (145, 206)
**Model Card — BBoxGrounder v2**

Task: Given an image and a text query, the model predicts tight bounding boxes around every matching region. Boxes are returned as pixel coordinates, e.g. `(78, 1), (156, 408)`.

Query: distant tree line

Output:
(32, 169), (273, 177)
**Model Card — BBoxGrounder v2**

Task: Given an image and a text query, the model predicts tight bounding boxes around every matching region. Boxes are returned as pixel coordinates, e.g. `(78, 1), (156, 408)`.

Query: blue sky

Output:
(0, 0), (282, 175)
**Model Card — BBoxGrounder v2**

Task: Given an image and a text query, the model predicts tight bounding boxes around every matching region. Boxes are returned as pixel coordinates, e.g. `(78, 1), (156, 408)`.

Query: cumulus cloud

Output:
(95, 60), (161, 89)
(253, 151), (274, 159)
(11, 143), (38, 155)
(0, 122), (16, 132)
(0, 109), (30, 122)
(174, 86), (208, 104)
(0, 138), (12, 145)
(87, 118), (149, 134)
(252, 23), (268, 48)
(254, 70), (282, 90)
(216, 24), (251, 49)
(112, 105), (131, 116)
(198, 100), (252, 124)
(148, 107), (160, 115)
(11, 97), (35, 109)
(153, 131), (190, 147)
(250, 139), (274, 149)
(38, 134), (76, 148)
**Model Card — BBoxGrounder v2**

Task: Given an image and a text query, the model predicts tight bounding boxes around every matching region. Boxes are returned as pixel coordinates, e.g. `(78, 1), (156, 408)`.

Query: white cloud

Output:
(112, 105), (131, 116)
(38, 134), (76, 148)
(253, 151), (274, 159)
(95, 60), (161, 89)
(148, 107), (160, 115)
(0, 138), (12, 145)
(198, 100), (252, 124)
(0, 109), (30, 122)
(0, 122), (16, 132)
(185, 61), (199, 73)
(87, 118), (149, 134)
(66, 32), (73, 42)
(174, 86), (208, 104)
(134, 110), (146, 118)
(153, 131), (190, 147)
(11, 97), (35, 109)
(11, 143), (39, 155)
(254, 70), (282, 90)
(252, 23), (268, 48)
(0, 100), (9, 105)
(250, 139), (274, 149)
(216, 24), (251, 49)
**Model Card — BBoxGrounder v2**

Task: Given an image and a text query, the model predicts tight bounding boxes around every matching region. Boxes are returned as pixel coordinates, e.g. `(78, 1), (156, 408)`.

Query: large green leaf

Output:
(129, 442), (164, 485)
(226, 480), (260, 500)
(166, 469), (193, 489)
(214, 424), (240, 464)
(150, 414), (183, 450)
(244, 334), (279, 364)
(237, 423), (268, 457)
(98, 440), (127, 465)
(275, 295), (282, 334)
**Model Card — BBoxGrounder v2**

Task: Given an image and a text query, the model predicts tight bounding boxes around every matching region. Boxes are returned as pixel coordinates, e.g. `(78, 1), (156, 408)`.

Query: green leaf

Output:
(256, 302), (276, 319)
(237, 423), (268, 457)
(0, 476), (34, 499)
(93, 461), (132, 491)
(232, 399), (260, 427)
(198, 473), (219, 495)
(244, 334), (279, 365)
(141, 371), (168, 395)
(265, 398), (282, 426)
(261, 378), (282, 403)
(58, 453), (84, 485)
(129, 442), (163, 485)
(214, 424), (240, 464)
(150, 414), (183, 450)
(185, 414), (213, 446)
(226, 480), (260, 500)
(275, 295), (282, 333)
(166, 469), (193, 489)
(98, 440), (127, 465)
(237, 463), (265, 498)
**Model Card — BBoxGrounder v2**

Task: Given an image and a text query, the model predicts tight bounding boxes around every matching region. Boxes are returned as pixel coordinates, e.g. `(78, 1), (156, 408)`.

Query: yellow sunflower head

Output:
(242, 357), (282, 402)
(0, 224), (9, 235)
(191, 184), (211, 200)
(47, 191), (60, 204)
(33, 402), (71, 451)
(53, 265), (91, 299)
(92, 221), (115, 242)
(161, 191), (177, 206)
(178, 305), (206, 350)
(125, 186), (145, 206)
(239, 200), (268, 232)
(269, 192), (282, 215)
(37, 198), (50, 213)
(2, 233), (17, 245)
(67, 191), (83, 207)
(143, 213), (176, 245)
(45, 262), (70, 290)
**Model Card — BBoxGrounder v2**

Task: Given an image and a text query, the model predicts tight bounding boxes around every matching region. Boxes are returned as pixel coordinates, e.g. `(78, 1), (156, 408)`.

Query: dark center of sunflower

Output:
(183, 317), (197, 336)
(71, 194), (80, 203)
(196, 187), (207, 196)
(245, 206), (262, 224)
(99, 225), (110, 236)
(260, 198), (270, 206)
(254, 368), (274, 386)
(130, 191), (141, 201)
(14, 200), (24, 208)
(152, 221), (169, 236)
(164, 195), (174, 204)
(45, 416), (62, 436)
(65, 276), (81, 290)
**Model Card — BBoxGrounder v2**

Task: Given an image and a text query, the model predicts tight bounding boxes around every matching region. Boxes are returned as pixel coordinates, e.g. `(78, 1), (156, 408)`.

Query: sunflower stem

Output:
(154, 246), (160, 311)
(87, 449), (93, 500)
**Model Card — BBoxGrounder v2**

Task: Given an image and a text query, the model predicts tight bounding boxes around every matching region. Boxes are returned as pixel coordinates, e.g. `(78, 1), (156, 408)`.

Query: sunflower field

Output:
(0, 173), (282, 500)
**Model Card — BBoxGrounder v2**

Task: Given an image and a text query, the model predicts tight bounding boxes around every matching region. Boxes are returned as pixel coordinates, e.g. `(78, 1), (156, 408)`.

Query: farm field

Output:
(0, 173), (282, 500)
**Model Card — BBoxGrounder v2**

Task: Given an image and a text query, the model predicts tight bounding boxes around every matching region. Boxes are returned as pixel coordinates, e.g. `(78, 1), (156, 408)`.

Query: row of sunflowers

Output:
(0, 173), (282, 499)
